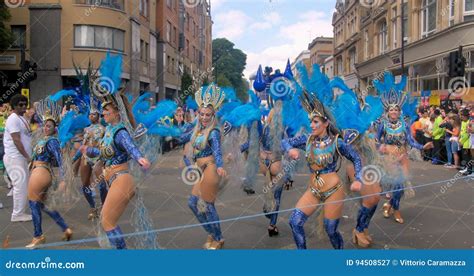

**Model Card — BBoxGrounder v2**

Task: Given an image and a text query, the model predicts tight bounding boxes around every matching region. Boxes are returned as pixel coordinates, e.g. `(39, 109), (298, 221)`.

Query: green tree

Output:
(0, 2), (13, 50)
(216, 74), (232, 88)
(212, 38), (247, 101)
(180, 71), (193, 96)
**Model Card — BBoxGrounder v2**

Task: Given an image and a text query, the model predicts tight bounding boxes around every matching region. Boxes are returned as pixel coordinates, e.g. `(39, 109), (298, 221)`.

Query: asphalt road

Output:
(0, 151), (472, 250)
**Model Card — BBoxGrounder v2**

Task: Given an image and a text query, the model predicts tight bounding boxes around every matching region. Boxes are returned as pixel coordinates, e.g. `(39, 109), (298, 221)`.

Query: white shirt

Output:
(3, 113), (32, 159)
(423, 120), (433, 138)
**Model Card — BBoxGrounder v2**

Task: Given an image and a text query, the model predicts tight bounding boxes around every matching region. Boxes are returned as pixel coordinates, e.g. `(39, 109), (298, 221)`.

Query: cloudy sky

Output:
(211, 0), (336, 79)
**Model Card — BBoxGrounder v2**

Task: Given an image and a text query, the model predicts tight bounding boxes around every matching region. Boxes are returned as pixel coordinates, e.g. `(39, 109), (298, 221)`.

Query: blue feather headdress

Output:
(295, 63), (383, 136)
(58, 111), (90, 148)
(132, 95), (181, 137)
(373, 72), (418, 122)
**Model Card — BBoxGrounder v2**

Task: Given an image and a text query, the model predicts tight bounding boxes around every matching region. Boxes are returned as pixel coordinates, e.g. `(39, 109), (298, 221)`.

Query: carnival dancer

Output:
(241, 62), (308, 237)
(80, 54), (151, 249)
(26, 99), (73, 248)
(75, 104), (106, 220)
(331, 82), (385, 248)
(284, 64), (364, 250)
(374, 73), (433, 224)
(175, 84), (227, 250)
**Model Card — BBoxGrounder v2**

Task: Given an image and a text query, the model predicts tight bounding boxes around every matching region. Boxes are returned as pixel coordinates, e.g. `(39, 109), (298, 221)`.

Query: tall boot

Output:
(324, 218), (344, 249)
(289, 209), (308, 249)
(106, 226), (126, 249)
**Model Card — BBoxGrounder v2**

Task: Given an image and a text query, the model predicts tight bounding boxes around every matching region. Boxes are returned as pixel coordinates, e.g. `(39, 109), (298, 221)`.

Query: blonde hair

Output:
(191, 107), (218, 149)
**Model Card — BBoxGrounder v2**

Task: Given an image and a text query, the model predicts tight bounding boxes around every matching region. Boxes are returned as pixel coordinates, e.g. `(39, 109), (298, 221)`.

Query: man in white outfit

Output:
(3, 94), (32, 222)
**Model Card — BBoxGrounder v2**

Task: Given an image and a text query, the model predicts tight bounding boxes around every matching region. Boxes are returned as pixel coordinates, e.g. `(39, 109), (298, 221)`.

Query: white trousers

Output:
(3, 156), (29, 217)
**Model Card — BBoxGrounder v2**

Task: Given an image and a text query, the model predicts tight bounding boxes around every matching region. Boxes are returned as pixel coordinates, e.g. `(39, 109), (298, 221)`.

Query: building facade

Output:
(333, 0), (474, 102)
(0, 0), (158, 103)
(332, 0), (362, 90)
(291, 50), (311, 76)
(156, 0), (212, 100)
(323, 55), (334, 79)
(308, 36), (334, 68)
(1, 0), (213, 103)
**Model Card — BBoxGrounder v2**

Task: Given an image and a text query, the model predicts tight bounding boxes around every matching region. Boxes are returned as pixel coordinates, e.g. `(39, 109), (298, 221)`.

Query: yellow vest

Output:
(460, 121), (469, 149)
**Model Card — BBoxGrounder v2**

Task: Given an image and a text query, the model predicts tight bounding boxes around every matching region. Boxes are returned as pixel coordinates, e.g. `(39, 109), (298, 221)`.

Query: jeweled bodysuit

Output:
(376, 118), (423, 211)
(86, 122), (145, 249)
(29, 136), (70, 239)
(75, 123), (106, 209)
(176, 126), (225, 244)
(283, 134), (363, 249)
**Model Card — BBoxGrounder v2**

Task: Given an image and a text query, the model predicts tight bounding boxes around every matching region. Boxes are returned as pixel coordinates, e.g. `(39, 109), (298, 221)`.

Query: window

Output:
(74, 25), (124, 51)
(336, 56), (343, 75)
(140, 40), (149, 61)
(349, 48), (356, 71)
(364, 30), (369, 60)
(173, 26), (177, 46)
(166, 21), (171, 42)
(74, 0), (124, 11)
(11, 25), (26, 48)
(139, 0), (148, 17)
(113, 29), (124, 51)
(379, 21), (388, 54)
(421, 0), (437, 38)
(171, 58), (175, 74)
(448, 0), (455, 26)
(422, 78), (438, 90)
(95, 26), (113, 49)
(466, 0), (474, 13)
(402, 1), (409, 42)
(392, 7), (398, 49)
(75, 25), (94, 47)
(465, 0), (474, 21)
(186, 39), (190, 57)
(187, 13), (190, 31)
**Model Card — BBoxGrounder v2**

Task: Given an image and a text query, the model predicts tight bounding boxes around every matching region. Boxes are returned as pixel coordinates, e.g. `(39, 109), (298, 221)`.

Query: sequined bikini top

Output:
(192, 127), (218, 156)
(84, 124), (105, 147)
(33, 136), (56, 160)
(383, 119), (407, 147)
(99, 123), (126, 160)
(305, 135), (337, 169)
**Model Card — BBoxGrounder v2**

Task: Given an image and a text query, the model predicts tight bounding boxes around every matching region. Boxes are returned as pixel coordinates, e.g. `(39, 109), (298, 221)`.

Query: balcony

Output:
(74, 0), (124, 11)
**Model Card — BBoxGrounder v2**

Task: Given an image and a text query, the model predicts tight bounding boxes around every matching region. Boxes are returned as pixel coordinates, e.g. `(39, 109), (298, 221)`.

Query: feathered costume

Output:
(174, 83), (227, 249)
(83, 53), (179, 249)
(236, 61), (309, 235)
(27, 99), (73, 248)
(282, 64), (377, 249)
(373, 73), (424, 220)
